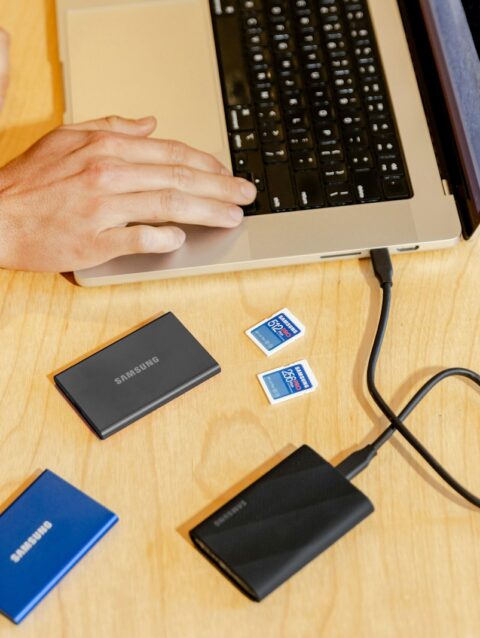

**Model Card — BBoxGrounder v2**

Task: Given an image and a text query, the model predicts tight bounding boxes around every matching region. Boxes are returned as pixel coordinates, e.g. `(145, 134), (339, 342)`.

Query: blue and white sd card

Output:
(258, 360), (318, 404)
(246, 308), (305, 356)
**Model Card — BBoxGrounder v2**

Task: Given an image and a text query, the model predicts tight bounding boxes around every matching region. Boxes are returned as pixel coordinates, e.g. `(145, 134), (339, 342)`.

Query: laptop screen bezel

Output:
(416, 0), (480, 239)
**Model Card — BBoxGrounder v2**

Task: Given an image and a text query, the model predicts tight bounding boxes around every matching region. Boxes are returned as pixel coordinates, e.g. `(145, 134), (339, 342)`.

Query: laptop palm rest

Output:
(64, 0), (230, 166)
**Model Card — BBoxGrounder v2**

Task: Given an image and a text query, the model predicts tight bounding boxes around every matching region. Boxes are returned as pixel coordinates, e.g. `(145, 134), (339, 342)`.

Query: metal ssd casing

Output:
(54, 312), (220, 439)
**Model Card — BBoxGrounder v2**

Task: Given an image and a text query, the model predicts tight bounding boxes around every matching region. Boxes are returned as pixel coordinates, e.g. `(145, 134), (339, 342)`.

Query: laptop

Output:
(54, 0), (480, 286)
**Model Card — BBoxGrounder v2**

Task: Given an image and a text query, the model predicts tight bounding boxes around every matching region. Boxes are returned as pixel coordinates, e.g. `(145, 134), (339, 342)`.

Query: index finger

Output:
(103, 135), (232, 177)
(66, 115), (232, 176)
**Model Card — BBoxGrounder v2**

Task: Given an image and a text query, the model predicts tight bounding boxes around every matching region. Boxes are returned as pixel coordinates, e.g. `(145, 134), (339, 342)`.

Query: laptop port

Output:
(396, 245), (420, 252)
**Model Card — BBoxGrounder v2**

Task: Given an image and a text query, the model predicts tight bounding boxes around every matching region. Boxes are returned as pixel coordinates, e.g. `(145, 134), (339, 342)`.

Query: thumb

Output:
(62, 115), (157, 136)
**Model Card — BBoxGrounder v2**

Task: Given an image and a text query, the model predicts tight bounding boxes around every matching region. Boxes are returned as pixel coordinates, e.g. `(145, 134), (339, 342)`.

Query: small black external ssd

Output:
(190, 445), (373, 601)
(54, 312), (220, 439)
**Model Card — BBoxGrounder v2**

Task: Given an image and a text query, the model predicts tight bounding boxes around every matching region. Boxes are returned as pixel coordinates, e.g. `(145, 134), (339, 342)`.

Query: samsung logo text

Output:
(114, 356), (160, 385)
(213, 500), (247, 527)
(10, 521), (53, 563)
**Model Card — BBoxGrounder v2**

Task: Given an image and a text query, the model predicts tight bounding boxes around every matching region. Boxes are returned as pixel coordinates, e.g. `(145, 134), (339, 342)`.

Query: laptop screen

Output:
(461, 1), (480, 60)
(421, 0), (480, 233)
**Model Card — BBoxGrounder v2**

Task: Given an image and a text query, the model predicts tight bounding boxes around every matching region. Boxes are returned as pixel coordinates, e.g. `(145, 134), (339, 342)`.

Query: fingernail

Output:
(135, 115), (156, 125)
(229, 206), (244, 223)
(240, 180), (257, 201)
(173, 228), (186, 245)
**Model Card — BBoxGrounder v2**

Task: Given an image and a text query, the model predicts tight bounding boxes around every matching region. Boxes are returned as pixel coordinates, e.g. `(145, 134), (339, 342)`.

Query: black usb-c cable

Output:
(337, 248), (480, 508)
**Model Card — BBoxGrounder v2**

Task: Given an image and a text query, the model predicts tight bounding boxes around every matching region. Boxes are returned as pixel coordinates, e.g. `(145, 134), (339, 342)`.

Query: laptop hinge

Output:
(441, 179), (451, 197)
(396, 0), (477, 239)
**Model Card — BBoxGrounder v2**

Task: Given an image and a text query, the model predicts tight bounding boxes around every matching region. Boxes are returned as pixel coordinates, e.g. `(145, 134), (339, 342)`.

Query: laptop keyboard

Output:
(210, 0), (412, 214)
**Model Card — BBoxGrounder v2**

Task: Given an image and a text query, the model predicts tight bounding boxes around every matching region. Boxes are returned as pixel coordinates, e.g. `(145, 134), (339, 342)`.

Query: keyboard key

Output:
(274, 40), (296, 57)
(315, 123), (341, 143)
(233, 150), (264, 177)
(254, 86), (278, 103)
(341, 111), (366, 130)
(326, 183), (354, 205)
(319, 144), (344, 162)
(250, 48), (273, 68)
(260, 124), (285, 143)
(379, 158), (402, 175)
(265, 164), (297, 210)
(285, 111), (310, 131)
(366, 100), (386, 115)
(292, 150), (318, 170)
(313, 103), (336, 121)
(252, 188), (272, 213)
(309, 85), (331, 103)
(306, 67), (328, 83)
(295, 171), (325, 208)
(303, 48), (324, 65)
(234, 152), (249, 171)
(280, 76), (303, 92)
(345, 130), (368, 147)
(233, 131), (258, 150)
(263, 143), (288, 162)
(288, 132), (314, 149)
(241, 0), (263, 12)
(257, 105), (281, 122)
(229, 106), (255, 131)
(323, 162), (348, 182)
(370, 116), (393, 135)
(374, 136), (397, 158)
(349, 149), (374, 169)
(253, 68), (274, 85)
(361, 77), (382, 95)
(383, 176), (410, 199)
(216, 16), (252, 106)
(278, 57), (298, 73)
(283, 93), (305, 109)
(213, 0), (236, 16)
(298, 14), (317, 30)
(354, 171), (382, 202)
(247, 31), (269, 47)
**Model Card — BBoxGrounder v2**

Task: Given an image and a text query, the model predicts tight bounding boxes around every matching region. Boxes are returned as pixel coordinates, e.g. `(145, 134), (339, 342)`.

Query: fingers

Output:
(105, 136), (231, 176)
(103, 190), (244, 227)
(0, 28), (10, 112)
(88, 161), (256, 205)
(74, 131), (230, 176)
(96, 224), (186, 261)
(63, 114), (157, 137)
(66, 116), (231, 175)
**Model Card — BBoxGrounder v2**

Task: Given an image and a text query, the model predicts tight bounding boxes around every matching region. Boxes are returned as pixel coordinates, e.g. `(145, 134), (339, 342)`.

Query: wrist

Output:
(0, 186), (19, 270)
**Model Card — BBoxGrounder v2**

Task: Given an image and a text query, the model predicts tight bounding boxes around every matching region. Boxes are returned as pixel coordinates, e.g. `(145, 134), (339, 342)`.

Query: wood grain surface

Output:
(0, 2), (479, 636)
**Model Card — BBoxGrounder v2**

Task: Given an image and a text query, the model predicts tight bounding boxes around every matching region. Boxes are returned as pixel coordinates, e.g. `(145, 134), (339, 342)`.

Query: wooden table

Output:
(0, 2), (479, 636)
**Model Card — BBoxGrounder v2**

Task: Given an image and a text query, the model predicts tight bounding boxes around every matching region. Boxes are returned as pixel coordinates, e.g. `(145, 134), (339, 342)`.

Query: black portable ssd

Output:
(190, 445), (374, 601)
(54, 312), (220, 439)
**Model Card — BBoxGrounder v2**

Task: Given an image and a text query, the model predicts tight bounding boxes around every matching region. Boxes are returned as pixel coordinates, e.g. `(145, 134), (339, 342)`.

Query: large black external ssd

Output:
(190, 445), (373, 600)
(54, 312), (220, 439)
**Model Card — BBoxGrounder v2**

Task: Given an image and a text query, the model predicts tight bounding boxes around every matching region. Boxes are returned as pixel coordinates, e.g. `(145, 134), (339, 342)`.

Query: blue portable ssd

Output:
(0, 470), (118, 624)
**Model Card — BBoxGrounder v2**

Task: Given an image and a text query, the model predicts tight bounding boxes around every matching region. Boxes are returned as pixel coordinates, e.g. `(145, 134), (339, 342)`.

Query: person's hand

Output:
(0, 28), (9, 112)
(0, 115), (256, 272)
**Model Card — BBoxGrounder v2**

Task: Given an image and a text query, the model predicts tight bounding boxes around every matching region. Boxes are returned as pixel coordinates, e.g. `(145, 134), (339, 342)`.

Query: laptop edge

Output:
(54, 0), (466, 286)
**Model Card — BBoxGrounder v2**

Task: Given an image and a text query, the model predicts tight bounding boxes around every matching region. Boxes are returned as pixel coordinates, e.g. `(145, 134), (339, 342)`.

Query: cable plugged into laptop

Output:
(189, 247), (479, 602)
(336, 248), (480, 507)
(370, 247), (393, 286)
